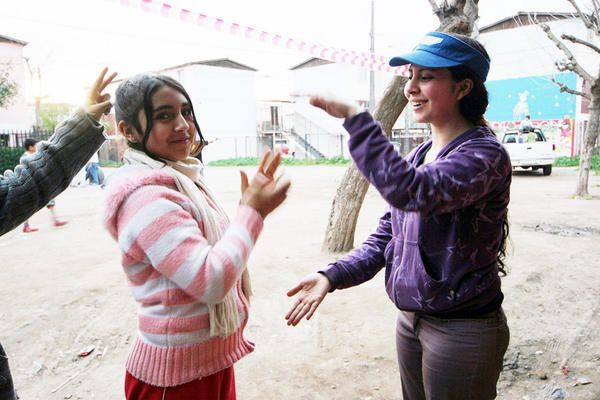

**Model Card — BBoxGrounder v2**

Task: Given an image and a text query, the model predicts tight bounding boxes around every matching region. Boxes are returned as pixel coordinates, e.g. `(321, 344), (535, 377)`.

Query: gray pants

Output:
(396, 309), (509, 400)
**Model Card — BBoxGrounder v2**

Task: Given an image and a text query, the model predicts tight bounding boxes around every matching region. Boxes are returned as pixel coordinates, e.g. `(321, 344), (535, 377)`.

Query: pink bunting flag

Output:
(112, 0), (407, 75)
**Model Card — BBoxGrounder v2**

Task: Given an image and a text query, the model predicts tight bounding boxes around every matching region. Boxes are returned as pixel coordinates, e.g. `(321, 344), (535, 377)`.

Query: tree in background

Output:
(39, 103), (72, 131)
(0, 64), (18, 109)
(323, 0), (480, 252)
(540, 0), (600, 198)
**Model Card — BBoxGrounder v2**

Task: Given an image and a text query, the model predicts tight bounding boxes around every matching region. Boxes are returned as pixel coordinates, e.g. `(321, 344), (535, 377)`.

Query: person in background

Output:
(86, 151), (101, 185)
(521, 114), (533, 132)
(19, 138), (69, 232)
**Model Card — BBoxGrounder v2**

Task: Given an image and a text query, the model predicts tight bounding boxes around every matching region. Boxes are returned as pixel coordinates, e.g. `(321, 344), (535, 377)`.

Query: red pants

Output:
(124, 367), (236, 400)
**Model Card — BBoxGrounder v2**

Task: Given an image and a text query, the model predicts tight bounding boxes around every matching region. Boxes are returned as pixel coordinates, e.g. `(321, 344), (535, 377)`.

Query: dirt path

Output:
(1, 166), (599, 399)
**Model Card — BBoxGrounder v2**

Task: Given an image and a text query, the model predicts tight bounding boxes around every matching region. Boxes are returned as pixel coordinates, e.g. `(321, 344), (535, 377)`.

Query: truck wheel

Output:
(543, 165), (552, 176)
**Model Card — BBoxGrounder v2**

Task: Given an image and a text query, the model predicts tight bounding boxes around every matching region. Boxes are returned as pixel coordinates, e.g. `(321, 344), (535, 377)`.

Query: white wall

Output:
(482, 18), (599, 81)
(163, 64), (257, 162)
(291, 62), (396, 138)
(0, 42), (33, 130)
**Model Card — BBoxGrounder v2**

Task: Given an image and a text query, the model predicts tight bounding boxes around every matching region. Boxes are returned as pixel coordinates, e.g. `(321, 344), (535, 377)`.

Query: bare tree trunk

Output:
(322, 0), (480, 252)
(575, 79), (600, 197)
(434, 0), (480, 34)
(323, 78), (407, 252)
(538, 2), (599, 197)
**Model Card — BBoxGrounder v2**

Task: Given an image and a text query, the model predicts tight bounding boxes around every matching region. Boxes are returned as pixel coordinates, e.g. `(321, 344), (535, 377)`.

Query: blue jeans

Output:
(396, 309), (509, 400)
(86, 162), (100, 185)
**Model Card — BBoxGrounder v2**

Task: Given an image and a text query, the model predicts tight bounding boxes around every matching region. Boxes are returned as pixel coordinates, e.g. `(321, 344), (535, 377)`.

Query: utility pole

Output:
(369, 0), (376, 111)
(24, 57), (42, 130)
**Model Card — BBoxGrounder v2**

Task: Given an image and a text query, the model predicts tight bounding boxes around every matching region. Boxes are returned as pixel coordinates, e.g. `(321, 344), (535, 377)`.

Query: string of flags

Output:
(113, 0), (409, 75)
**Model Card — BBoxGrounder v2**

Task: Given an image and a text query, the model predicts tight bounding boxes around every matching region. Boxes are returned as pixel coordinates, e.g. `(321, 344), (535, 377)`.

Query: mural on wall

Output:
(486, 72), (578, 156)
(486, 72), (577, 123)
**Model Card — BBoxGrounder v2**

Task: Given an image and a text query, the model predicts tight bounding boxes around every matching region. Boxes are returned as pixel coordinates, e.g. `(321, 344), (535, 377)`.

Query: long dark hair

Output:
(497, 216), (509, 276)
(114, 73), (205, 158)
(447, 34), (509, 275)
(447, 34), (490, 127)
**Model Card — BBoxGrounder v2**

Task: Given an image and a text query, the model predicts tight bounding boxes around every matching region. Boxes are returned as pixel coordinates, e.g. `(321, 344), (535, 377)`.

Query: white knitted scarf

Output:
(123, 148), (251, 338)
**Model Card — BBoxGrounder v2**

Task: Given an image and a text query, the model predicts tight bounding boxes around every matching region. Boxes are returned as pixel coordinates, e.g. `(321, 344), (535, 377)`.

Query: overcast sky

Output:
(0, 0), (580, 103)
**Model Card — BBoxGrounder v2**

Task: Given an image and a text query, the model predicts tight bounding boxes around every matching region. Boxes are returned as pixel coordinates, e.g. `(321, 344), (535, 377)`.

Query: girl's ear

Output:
(118, 121), (140, 143)
(456, 79), (474, 101)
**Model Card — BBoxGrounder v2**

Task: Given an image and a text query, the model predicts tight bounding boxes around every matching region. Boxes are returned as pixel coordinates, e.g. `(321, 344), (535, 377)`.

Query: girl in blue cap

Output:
(286, 32), (511, 399)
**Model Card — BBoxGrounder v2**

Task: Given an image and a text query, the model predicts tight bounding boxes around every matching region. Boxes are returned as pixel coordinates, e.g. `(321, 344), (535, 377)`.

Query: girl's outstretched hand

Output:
(85, 67), (118, 121)
(285, 272), (332, 326)
(309, 95), (361, 119)
(240, 149), (290, 219)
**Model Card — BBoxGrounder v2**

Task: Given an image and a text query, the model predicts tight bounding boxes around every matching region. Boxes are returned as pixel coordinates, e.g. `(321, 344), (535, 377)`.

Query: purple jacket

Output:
(322, 112), (511, 314)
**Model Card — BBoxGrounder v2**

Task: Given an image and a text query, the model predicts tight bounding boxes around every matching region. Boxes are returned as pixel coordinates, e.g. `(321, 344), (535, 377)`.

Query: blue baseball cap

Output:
(389, 32), (490, 81)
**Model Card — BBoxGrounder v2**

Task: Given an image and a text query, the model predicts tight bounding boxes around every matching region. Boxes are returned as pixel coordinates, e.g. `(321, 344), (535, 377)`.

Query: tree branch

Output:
(570, 0), (600, 34)
(428, 0), (439, 14)
(566, 0), (595, 31)
(449, 0), (466, 7)
(540, 23), (595, 83)
(551, 78), (592, 99)
(463, 0), (480, 25)
(562, 33), (600, 54)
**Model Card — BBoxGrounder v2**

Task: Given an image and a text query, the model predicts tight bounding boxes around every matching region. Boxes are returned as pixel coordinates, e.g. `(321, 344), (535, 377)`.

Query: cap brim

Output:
(389, 50), (462, 68)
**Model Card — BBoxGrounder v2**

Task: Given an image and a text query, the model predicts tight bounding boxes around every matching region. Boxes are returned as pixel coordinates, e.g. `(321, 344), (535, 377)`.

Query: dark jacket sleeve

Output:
(320, 210), (392, 290)
(344, 112), (511, 216)
(0, 109), (105, 235)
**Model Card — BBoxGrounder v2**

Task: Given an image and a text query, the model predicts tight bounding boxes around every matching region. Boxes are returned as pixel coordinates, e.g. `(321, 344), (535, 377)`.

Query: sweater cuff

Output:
(317, 265), (340, 292)
(343, 110), (374, 132)
(79, 108), (109, 138)
(53, 108), (106, 142)
(233, 204), (264, 244)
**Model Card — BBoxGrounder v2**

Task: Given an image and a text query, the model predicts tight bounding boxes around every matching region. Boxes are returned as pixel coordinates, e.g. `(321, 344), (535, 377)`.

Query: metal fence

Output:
(0, 129), (54, 149)
(391, 129), (431, 156)
(0, 126), (430, 162)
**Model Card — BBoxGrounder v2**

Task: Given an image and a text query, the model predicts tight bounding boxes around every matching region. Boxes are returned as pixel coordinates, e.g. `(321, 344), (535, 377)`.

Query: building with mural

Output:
(281, 11), (596, 159)
(480, 12), (596, 156)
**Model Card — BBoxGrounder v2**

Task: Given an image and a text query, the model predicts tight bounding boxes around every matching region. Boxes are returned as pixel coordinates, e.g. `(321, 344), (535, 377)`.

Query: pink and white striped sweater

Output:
(103, 167), (263, 387)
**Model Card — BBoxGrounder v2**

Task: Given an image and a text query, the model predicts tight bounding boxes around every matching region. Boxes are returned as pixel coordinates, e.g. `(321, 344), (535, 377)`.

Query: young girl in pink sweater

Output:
(103, 73), (289, 400)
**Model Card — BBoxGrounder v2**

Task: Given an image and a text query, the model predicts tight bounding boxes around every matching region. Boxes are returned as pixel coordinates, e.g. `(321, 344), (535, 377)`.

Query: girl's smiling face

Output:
(404, 65), (467, 127)
(140, 86), (197, 162)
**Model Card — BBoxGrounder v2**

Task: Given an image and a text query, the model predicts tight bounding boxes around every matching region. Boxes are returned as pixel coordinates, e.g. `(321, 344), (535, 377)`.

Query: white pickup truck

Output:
(501, 128), (556, 176)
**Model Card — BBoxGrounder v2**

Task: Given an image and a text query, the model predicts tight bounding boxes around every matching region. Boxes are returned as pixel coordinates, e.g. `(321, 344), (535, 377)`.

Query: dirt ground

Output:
(1, 165), (599, 400)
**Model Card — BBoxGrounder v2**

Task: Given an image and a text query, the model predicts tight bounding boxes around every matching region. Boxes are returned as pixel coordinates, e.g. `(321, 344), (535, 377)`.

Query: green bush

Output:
(0, 147), (24, 174)
(554, 155), (600, 170)
(207, 156), (351, 167)
(208, 157), (261, 167)
(99, 160), (123, 168)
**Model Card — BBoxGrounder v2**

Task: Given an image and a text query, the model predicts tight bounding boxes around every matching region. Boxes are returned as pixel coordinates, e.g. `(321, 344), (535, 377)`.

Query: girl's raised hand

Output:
(240, 149), (290, 219)
(309, 95), (361, 119)
(85, 67), (118, 121)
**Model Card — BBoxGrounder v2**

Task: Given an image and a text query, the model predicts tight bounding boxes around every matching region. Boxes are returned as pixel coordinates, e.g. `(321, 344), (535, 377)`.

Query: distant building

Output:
(284, 12), (596, 158)
(479, 12), (595, 155)
(107, 58), (259, 162)
(159, 59), (258, 162)
(285, 57), (429, 158)
(0, 34), (33, 131)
